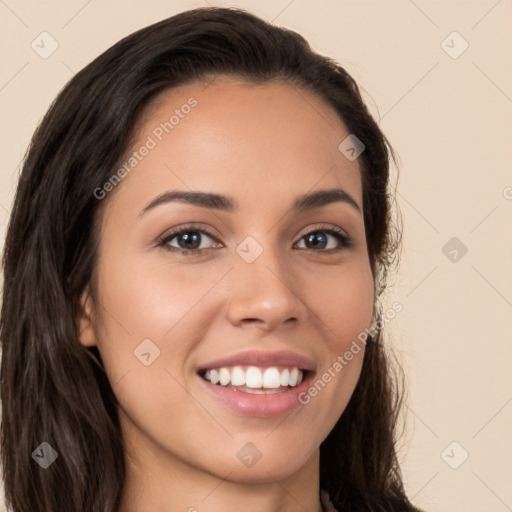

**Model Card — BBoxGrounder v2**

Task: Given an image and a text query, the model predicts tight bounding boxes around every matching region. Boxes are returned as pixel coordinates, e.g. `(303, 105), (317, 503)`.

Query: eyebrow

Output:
(138, 187), (361, 217)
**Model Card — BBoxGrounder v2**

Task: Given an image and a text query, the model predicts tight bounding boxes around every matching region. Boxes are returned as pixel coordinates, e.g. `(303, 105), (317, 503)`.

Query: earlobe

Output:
(77, 288), (97, 347)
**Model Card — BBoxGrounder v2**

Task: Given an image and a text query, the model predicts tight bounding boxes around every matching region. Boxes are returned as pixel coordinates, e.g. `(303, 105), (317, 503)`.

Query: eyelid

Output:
(158, 222), (353, 255)
(294, 223), (353, 251)
(295, 222), (349, 239)
(158, 223), (221, 248)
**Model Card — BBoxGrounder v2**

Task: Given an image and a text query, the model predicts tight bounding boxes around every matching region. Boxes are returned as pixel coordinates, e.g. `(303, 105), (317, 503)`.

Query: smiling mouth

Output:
(198, 365), (309, 394)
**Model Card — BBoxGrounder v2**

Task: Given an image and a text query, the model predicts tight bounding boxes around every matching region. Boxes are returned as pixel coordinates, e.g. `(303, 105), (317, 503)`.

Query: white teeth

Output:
(288, 368), (299, 386)
(231, 366), (245, 386)
(219, 367), (231, 386)
(262, 368), (281, 389)
(206, 369), (219, 385)
(245, 367), (263, 388)
(202, 365), (304, 389)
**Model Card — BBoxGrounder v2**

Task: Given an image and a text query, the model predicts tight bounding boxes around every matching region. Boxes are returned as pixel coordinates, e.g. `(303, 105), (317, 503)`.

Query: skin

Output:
(78, 77), (375, 512)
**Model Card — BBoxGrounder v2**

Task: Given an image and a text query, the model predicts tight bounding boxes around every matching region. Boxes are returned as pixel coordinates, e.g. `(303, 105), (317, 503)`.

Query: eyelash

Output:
(157, 223), (353, 257)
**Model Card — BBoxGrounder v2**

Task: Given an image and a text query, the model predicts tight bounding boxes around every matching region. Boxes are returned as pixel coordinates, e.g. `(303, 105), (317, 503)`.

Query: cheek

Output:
(91, 253), (233, 419)
(91, 257), (215, 448)
(298, 262), (373, 427)
(84, 253), (375, 482)
(95, 247), (374, 397)
(94, 252), (219, 344)
(305, 261), (375, 347)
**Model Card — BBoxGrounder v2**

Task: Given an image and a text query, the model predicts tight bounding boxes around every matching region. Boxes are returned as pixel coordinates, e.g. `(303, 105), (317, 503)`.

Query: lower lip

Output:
(198, 372), (314, 418)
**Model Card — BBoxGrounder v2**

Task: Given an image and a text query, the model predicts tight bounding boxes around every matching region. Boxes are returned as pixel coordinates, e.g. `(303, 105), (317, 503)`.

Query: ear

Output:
(77, 287), (97, 348)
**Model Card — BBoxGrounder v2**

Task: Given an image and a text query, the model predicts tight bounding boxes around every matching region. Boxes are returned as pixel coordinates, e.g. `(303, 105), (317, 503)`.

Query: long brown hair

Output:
(1, 7), (420, 511)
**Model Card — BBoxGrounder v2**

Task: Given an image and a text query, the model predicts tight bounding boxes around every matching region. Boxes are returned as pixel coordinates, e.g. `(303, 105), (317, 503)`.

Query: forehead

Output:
(105, 77), (363, 218)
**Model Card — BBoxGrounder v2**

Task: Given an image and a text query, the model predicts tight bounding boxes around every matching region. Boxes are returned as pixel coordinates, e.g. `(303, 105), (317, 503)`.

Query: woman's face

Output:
(79, 77), (374, 484)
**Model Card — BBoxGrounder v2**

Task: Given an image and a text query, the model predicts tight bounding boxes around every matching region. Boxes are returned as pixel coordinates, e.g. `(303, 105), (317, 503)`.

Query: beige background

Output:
(1, 1), (511, 511)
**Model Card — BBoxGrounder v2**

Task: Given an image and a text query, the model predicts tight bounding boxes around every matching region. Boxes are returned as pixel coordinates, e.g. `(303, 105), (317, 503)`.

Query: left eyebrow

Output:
(138, 187), (361, 217)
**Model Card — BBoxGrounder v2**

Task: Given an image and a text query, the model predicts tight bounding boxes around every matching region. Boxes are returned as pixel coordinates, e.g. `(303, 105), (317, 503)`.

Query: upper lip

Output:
(197, 350), (317, 373)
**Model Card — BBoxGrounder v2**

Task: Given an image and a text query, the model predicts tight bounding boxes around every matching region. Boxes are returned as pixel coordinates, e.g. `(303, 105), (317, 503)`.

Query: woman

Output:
(0, 7), (422, 512)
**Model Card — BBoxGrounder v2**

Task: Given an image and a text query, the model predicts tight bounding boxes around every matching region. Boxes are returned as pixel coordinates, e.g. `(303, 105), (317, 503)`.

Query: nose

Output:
(225, 242), (307, 331)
